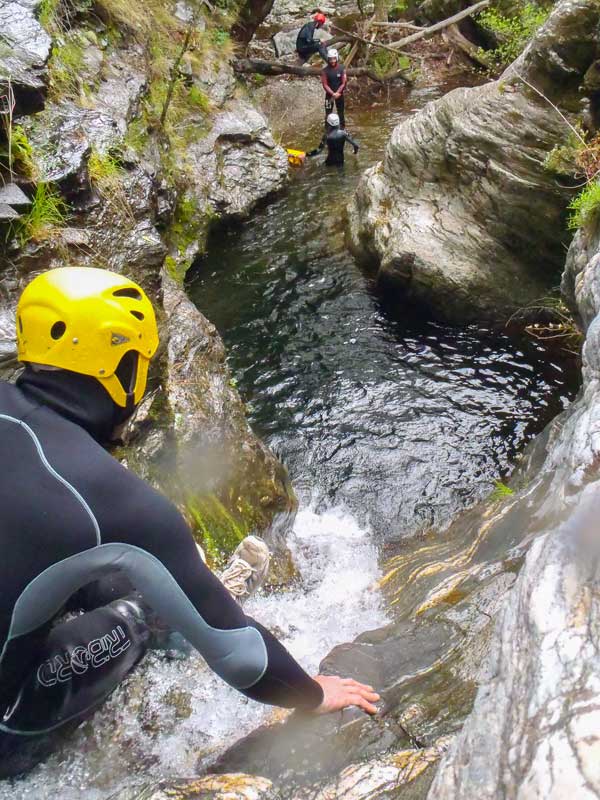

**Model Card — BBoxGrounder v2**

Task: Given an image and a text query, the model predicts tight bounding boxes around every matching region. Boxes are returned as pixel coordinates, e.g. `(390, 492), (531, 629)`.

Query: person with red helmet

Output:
(296, 11), (329, 64)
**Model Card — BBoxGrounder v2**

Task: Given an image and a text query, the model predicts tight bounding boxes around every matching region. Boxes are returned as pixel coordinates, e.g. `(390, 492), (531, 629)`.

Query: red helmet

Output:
(314, 12), (327, 24)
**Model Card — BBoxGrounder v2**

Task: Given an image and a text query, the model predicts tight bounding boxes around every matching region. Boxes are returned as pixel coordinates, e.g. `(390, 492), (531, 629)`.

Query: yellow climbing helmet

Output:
(17, 267), (159, 407)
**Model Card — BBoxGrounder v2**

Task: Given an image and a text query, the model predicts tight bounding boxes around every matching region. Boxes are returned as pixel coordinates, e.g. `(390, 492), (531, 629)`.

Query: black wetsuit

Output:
(322, 63), (346, 129)
(296, 21), (328, 62)
(308, 126), (359, 166)
(0, 369), (323, 778)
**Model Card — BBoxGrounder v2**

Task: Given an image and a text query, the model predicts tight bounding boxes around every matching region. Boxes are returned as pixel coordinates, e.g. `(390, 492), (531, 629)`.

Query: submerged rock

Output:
(347, 0), (600, 326)
(115, 773), (276, 800)
(294, 737), (453, 800)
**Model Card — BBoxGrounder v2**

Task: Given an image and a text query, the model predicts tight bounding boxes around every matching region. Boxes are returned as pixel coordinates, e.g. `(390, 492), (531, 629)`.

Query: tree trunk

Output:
(374, 0), (389, 22)
(231, 0), (276, 47)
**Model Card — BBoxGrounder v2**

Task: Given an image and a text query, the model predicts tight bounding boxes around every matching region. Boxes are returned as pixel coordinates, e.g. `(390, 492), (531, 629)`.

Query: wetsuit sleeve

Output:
(103, 487), (324, 710)
(345, 131), (359, 152)
(340, 68), (347, 92)
(321, 70), (333, 96)
(307, 134), (326, 157)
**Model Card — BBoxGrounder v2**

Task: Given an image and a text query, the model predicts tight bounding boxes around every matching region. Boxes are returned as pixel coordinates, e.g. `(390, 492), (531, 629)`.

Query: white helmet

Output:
(327, 112), (340, 127)
(327, 48), (338, 60)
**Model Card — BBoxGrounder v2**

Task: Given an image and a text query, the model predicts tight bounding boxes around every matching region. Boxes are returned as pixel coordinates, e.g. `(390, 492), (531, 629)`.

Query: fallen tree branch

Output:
(442, 23), (489, 68)
(233, 58), (412, 83)
(371, 21), (424, 29)
(386, 0), (490, 50)
(329, 22), (414, 58)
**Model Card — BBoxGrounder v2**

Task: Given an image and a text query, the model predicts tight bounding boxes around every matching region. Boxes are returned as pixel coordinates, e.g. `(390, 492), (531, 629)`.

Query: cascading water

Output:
(2, 508), (385, 800)
(1, 84), (578, 800)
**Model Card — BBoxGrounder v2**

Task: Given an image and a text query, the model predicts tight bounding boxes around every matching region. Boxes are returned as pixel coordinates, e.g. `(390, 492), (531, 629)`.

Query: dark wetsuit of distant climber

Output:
(296, 13), (328, 63)
(308, 123), (359, 166)
(321, 56), (347, 129)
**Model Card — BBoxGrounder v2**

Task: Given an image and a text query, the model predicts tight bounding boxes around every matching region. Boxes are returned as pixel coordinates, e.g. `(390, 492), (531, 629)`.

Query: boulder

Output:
(0, 0), (51, 111)
(347, 0), (600, 326)
(266, 1), (371, 26)
(430, 491), (600, 798)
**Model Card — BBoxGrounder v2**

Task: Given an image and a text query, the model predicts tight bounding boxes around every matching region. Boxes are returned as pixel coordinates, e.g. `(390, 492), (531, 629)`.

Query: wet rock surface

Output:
(0, 6), (295, 548)
(112, 773), (277, 800)
(0, 0), (51, 110)
(431, 494), (600, 799)
(347, 0), (600, 326)
(266, 0), (371, 27)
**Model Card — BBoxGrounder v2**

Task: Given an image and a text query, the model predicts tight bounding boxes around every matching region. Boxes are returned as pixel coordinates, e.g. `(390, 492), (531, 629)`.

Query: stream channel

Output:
(2, 83), (579, 800)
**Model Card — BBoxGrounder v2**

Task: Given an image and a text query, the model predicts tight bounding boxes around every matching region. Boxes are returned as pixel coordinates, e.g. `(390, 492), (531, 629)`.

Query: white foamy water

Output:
(1, 505), (387, 800)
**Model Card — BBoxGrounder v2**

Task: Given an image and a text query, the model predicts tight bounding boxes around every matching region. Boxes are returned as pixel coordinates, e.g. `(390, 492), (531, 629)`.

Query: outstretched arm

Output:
(344, 131), (359, 153)
(307, 134), (327, 157)
(110, 487), (378, 712)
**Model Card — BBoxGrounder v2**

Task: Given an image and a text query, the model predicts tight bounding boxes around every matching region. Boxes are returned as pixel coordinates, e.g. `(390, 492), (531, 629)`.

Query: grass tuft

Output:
(490, 480), (514, 503)
(10, 183), (68, 245)
(568, 181), (600, 231)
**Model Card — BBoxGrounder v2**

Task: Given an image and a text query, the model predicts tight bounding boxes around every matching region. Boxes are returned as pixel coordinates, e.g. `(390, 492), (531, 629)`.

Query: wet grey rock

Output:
(347, 0), (600, 326)
(271, 27), (331, 58)
(0, 204), (19, 220)
(0, 184), (30, 207)
(267, 0), (370, 27)
(23, 48), (147, 188)
(254, 77), (324, 142)
(171, 99), (289, 269)
(113, 773), (278, 800)
(294, 737), (453, 800)
(430, 492), (600, 798)
(0, 0), (51, 109)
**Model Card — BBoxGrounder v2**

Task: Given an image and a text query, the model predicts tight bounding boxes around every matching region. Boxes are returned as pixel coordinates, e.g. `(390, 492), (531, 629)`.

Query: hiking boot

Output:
(220, 535), (271, 602)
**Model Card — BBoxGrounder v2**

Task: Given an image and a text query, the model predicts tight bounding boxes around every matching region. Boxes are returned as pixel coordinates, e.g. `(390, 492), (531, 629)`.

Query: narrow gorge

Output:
(1, 0), (599, 798)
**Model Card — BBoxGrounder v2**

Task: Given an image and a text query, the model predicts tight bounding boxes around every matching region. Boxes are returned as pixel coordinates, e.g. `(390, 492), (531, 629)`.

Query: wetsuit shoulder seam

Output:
(0, 413), (102, 546)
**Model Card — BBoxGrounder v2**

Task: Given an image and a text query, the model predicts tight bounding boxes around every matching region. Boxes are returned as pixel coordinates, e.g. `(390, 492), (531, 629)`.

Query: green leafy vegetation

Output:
(0, 124), (37, 179)
(389, 0), (409, 18)
(545, 129), (600, 232)
(369, 49), (411, 79)
(477, 3), (550, 69)
(124, 118), (150, 153)
(544, 127), (587, 177)
(8, 183), (68, 246)
(38, 0), (61, 29)
(568, 182), (600, 230)
(490, 480), (514, 502)
(48, 35), (86, 99)
(188, 84), (211, 113)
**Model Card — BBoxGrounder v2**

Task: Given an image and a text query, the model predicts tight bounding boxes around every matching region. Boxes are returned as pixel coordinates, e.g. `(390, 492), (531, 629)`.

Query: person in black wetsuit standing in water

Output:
(0, 267), (379, 778)
(321, 48), (347, 129)
(296, 12), (329, 63)
(308, 112), (360, 166)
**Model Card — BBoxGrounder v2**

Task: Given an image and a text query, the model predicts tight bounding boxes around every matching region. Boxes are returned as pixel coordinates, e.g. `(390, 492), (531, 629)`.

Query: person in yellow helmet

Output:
(0, 267), (379, 777)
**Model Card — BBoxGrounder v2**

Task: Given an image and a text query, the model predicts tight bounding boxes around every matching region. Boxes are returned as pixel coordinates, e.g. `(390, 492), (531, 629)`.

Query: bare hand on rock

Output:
(311, 675), (380, 715)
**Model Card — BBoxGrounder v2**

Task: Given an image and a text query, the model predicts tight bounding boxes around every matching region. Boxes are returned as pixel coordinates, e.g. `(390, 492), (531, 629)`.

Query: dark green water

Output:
(188, 87), (578, 539)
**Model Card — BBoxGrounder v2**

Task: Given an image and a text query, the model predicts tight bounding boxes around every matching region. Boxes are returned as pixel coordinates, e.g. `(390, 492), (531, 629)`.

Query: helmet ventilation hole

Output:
(18, 316), (23, 333)
(130, 310), (145, 321)
(50, 321), (66, 340)
(113, 288), (142, 300)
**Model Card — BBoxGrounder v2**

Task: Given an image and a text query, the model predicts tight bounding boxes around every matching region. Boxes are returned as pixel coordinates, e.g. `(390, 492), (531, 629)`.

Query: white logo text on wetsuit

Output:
(37, 626), (131, 687)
